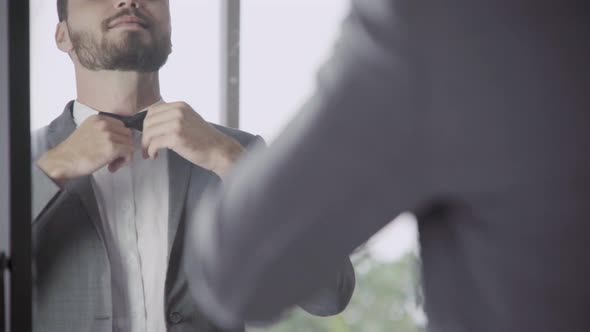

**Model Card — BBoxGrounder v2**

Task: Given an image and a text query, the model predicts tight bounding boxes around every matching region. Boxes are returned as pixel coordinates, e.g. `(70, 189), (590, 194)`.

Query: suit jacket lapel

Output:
(46, 101), (76, 149)
(167, 151), (192, 258)
(47, 101), (104, 242)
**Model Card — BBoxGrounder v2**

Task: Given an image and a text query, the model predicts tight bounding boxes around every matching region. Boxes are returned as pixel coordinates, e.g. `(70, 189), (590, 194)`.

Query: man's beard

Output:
(69, 23), (171, 72)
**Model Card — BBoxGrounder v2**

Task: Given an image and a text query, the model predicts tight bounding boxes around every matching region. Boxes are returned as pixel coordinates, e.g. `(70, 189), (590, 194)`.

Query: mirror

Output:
(29, 1), (422, 331)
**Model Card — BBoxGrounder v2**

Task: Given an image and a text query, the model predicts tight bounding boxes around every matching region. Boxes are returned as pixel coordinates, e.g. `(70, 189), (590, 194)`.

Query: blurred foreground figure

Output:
(185, 0), (590, 331)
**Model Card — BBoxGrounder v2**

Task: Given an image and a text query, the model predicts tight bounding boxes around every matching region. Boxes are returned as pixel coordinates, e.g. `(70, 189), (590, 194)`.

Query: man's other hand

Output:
(141, 102), (245, 178)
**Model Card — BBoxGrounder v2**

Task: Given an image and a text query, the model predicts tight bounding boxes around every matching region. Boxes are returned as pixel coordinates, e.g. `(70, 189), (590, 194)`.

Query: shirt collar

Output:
(72, 101), (97, 127)
(72, 99), (164, 127)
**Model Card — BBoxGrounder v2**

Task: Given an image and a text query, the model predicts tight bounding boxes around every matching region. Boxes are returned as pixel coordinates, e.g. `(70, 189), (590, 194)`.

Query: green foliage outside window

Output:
(249, 251), (426, 332)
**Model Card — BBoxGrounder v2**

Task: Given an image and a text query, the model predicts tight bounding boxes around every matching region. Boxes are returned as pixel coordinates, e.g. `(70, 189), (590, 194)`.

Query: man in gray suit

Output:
(31, 0), (355, 331)
(184, 1), (590, 332)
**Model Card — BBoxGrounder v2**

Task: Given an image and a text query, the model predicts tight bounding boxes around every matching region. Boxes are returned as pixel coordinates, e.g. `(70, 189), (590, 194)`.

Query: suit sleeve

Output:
(297, 257), (355, 317)
(243, 136), (357, 318)
(31, 165), (62, 220)
(184, 0), (428, 328)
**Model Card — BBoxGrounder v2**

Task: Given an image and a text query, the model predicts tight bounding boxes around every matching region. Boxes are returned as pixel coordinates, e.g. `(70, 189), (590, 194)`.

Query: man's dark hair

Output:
(57, 0), (67, 22)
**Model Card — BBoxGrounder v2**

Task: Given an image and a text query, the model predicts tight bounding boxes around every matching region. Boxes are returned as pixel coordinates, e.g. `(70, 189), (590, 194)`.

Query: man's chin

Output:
(109, 23), (148, 32)
(107, 35), (154, 52)
(107, 28), (151, 43)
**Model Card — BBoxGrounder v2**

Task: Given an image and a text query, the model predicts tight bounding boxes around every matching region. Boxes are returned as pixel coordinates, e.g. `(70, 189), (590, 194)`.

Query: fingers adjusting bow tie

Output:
(99, 111), (148, 132)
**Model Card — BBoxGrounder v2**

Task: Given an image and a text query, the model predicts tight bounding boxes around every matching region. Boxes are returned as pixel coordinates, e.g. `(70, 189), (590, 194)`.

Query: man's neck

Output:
(75, 66), (162, 116)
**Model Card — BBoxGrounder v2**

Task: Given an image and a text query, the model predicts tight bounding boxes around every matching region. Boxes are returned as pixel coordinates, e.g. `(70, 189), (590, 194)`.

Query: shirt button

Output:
(168, 311), (183, 325)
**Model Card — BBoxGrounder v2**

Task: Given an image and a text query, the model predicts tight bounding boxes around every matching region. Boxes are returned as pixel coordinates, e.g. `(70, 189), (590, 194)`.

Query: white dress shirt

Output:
(73, 101), (169, 332)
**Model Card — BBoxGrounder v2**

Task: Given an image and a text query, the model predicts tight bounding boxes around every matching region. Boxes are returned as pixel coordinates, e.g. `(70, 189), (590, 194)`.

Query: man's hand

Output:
(36, 115), (135, 187)
(142, 102), (245, 178)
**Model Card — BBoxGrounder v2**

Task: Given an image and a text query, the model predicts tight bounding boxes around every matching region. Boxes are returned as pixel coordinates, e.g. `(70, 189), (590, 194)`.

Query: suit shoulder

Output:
(30, 125), (51, 161)
(210, 123), (262, 148)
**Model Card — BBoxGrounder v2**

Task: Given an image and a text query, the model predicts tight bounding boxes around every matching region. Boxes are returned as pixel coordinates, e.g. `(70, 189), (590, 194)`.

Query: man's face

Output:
(64, 0), (172, 72)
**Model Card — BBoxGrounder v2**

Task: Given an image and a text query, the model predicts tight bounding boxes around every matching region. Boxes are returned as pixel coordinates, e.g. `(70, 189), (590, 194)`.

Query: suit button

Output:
(168, 311), (183, 324)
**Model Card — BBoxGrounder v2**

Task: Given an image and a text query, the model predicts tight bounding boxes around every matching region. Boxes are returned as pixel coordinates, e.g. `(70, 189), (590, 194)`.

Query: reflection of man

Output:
(184, 1), (590, 332)
(31, 1), (354, 331)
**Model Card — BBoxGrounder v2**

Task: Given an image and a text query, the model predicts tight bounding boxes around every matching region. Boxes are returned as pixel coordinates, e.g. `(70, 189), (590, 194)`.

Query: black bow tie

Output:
(99, 111), (148, 132)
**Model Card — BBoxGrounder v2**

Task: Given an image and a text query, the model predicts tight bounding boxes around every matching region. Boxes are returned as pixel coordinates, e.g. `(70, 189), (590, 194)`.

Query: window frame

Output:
(2, 0), (32, 331)
(220, 0), (241, 128)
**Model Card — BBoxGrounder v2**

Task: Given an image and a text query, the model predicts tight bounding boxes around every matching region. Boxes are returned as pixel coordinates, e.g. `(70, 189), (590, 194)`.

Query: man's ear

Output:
(55, 22), (73, 53)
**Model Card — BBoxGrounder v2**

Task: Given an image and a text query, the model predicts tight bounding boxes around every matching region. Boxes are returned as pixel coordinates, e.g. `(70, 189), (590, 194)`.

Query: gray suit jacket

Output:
(184, 1), (590, 331)
(31, 102), (355, 332)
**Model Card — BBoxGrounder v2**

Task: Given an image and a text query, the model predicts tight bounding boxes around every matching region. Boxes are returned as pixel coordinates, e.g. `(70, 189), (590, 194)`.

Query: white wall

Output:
(240, 0), (350, 141)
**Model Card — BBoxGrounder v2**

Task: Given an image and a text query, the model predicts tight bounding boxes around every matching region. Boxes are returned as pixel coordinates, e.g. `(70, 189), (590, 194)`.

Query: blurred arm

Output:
(185, 0), (427, 327)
